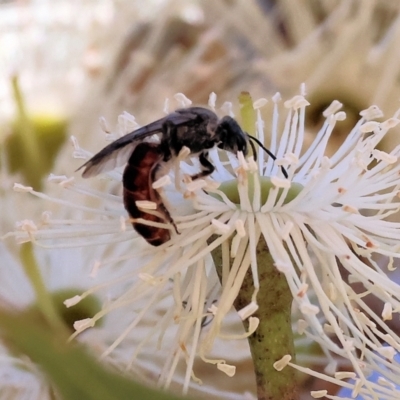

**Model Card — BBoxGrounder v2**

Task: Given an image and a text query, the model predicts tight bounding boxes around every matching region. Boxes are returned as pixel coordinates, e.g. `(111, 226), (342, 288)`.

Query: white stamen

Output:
(274, 261), (291, 273)
(382, 302), (393, 321)
(70, 135), (79, 150)
(99, 116), (110, 133)
(376, 346), (396, 360)
(270, 177), (291, 188)
(217, 363), (236, 377)
(334, 111), (346, 121)
(138, 273), (162, 285)
(186, 179), (207, 192)
(152, 175), (171, 189)
(208, 304), (218, 315)
(280, 221), (294, 240)
(59, 177), (75, 187)
(323, 324), (336, 334)
(120, 216), (126, 232)
(311, 390), (327, 398)
(324, 360), (337, 375)
(174, 93), (192, 107)
(382, 118), (400, 129)
(73, 318), (95, 332)
(357, 311), (376, 328)
(299, 303), (319, 315)
(273, 355), (291, 371)
(211, 219), (231, 235)
(377, 377), (396, 389)
(13, 183), (33, 192)
(323, 100), (343, 117)
(208, 92), (217, 109)
(204, 180), (220, 191)
(17, 220), (37, 232)
(64, 295), (82, 308)
(47, 174), (68, 183)
(297, 283), (308, 298)
(253, 98), (268, 109)
(360, 121), (380, 133)
(177, 146), (191, 160)
(220, 101), (233, 117)
(235, 219), (246, 237)
(163, 98), (169, 114)
(360, 105), (383, 120)
(382, 334), (400, 351)
(272, 92), (281, 102)
(342, 205), (359, 214)
(247, 157), (258, 172)
(343, 340), (355, 352)
(237, 301), (259, 320)
(284, 95), (310, 110)
(90, 261), (101, 278)
(136, 201), (157, 210)
(297, 319), (308, 334)
(237, 151), (249, 170)
(335, 371), (357, 380)
(283, 152), (299, 164)
(248, 317), (259, 333)
(352, 379), (362, 398)
(41, 211), (51, 224)
(328, 283), (337, 301)
(372, 149), (397, 164)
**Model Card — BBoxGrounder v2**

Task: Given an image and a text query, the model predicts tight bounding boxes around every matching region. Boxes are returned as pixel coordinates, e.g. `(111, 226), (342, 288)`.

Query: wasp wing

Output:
(78, 118), (166, 178)
(78, 108), (208, 178)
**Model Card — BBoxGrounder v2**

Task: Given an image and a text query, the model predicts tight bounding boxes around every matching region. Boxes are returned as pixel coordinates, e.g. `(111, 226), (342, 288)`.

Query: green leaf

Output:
(0, 308), (186, 400)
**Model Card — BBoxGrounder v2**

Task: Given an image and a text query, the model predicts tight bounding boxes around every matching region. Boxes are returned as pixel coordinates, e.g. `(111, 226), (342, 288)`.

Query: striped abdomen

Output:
(122, 142), (171, 246)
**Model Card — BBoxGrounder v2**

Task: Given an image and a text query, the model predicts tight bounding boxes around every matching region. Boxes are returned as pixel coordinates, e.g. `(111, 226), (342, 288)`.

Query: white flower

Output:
(7, 91), (400, 399)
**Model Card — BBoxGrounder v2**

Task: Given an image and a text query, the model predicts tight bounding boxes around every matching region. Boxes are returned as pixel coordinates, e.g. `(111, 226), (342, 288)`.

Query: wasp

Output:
(78, 107), (285, 246)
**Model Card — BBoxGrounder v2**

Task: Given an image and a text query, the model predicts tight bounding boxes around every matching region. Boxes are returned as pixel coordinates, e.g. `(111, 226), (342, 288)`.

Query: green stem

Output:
(20, 242), (65, 331)
(211, 239), (298, 400)
(11, 75), (44, 190)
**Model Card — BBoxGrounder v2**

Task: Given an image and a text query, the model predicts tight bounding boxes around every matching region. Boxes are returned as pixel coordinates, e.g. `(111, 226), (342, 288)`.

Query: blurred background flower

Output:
(3, 0), (400, 399)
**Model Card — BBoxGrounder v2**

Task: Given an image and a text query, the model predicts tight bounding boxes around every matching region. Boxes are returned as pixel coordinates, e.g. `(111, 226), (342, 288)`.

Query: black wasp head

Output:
(215, 116), (248, 156)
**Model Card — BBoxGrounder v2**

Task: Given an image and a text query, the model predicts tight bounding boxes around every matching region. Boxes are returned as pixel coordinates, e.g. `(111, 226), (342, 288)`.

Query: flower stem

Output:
(20, 242), (65, 331)
(11, 75), (44, 190)
(212, 239), (298, 400)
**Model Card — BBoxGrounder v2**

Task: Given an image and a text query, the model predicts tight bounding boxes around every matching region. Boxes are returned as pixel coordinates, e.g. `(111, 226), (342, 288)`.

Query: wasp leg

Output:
(190, 151), (215, 181)
(150, 162), (180, 235)
(159, 202), (179, 234)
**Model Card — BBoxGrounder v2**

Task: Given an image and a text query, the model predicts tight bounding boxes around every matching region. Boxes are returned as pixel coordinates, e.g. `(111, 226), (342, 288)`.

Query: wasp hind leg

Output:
(159, 202), (179, 235)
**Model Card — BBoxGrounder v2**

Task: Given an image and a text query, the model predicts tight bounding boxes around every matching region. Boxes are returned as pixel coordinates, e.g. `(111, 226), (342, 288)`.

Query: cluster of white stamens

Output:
(6, 91), (400, 398)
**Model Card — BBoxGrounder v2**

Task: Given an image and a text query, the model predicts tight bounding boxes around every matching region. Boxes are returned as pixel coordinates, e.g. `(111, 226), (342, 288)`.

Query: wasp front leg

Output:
(190, 151), (215, 181)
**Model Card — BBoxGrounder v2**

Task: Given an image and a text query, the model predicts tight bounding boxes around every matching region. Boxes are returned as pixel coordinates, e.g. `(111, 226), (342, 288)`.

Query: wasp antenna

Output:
(247, 135), (288, 179)
(247, 135), (276, 160)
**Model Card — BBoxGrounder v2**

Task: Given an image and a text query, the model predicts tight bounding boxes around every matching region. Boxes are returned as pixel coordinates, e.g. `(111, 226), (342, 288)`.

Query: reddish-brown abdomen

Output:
(123, 143), (171, 246)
